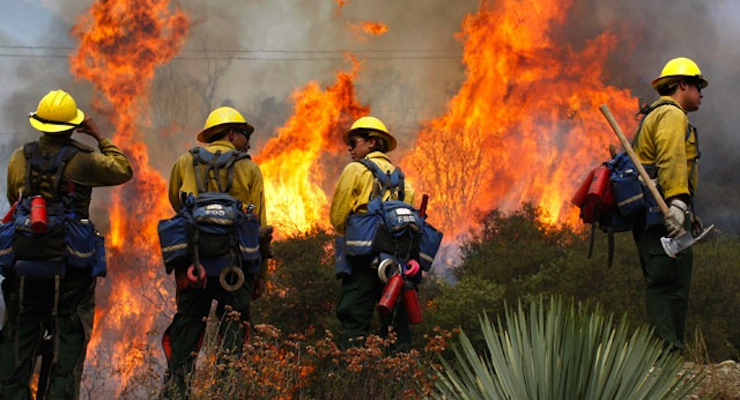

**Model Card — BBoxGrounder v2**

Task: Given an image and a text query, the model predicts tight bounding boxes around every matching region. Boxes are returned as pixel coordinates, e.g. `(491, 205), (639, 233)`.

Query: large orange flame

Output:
(69, 0), (188, 394)
(401, 0), (638, 238)
(253, 57), (368, 238)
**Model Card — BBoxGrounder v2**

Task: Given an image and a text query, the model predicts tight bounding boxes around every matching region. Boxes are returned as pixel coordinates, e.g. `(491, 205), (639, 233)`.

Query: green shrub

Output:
(447, 204), (740, 362)
(434, 296), (704, 400)
(253, 229), (340, 339)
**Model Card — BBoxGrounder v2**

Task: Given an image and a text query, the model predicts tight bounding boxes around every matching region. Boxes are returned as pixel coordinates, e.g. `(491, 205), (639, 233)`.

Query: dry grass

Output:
(176, 310), (455, 400)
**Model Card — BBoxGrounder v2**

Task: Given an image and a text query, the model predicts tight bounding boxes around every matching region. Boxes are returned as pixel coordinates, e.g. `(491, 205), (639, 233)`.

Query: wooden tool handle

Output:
(599, 104), (669, 215)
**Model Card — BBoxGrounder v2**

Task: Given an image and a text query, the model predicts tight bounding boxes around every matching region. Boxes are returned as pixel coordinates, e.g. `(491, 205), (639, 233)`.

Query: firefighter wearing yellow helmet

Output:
(161, 105), (271, 399)
(1, 89), (132, 399)
(632, 57), (708, 352)
(330, 116), (415, 350)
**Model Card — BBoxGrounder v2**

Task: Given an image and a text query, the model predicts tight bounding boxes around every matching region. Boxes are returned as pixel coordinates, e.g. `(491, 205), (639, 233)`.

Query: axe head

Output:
(660, 224), (715, 258)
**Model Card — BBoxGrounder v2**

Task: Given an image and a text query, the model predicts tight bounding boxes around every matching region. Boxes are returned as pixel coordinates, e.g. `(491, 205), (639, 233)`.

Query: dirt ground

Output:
(687, 360), (740, 399)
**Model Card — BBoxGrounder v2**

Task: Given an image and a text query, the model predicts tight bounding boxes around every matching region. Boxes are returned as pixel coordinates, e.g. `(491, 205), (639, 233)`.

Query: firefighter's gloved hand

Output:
(664, 199), (688, 238)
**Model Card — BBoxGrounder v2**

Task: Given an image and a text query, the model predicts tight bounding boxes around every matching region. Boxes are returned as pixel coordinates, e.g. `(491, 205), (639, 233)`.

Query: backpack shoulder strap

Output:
(355, 158), (406, 202)
(190, 147), (251, 194)
(22, 142), (35, 193)
(632, 99), (687, 145)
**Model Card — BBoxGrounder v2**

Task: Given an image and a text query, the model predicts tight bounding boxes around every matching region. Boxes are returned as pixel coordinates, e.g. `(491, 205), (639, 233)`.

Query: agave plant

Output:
(434, 296), (704, 400)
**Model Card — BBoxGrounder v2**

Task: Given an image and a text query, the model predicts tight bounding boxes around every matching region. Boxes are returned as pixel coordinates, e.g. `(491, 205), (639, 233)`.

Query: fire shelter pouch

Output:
(0, 222), (15, 277)
(13, 224), (66, 261)
(157, 214), (191, 274)
(92, 232), (107, 278)
(65, 219), (96, 268)
(334, 236), (351, 279)
(344, 211), (382, 256)
(236, 214), (261, 275)
(419, 222), (443, 272)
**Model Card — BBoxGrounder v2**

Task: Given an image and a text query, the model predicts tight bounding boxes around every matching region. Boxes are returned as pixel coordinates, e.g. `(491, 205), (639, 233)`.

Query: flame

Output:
(349, 21), (389, 38)
(334, 0), (349, 14)
(253, 56), (368, 238)
(69, 0), (188, 393)
(401, 0), (637, 237)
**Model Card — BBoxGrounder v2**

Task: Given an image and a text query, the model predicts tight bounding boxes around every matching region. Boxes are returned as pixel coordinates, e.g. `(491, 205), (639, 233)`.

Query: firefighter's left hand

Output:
(252, 277), (265, 300)
(75, 117), (104, 142)
(692, 214), (704, 237)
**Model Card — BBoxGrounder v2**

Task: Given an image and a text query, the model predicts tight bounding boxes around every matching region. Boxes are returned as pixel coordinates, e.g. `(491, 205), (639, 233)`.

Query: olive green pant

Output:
(0, 269), (95, 400)
(336, 258), (411, 350)
(161, 273), (253, 400)
(633, 222), (693, 351)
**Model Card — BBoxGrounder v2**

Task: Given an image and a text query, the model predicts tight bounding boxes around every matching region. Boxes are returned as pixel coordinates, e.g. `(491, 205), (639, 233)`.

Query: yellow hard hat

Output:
(197, 106), (254, 143)
(343, 116), (397, 152)
(651, 57), (709, 91)
(28, 89), (85, 134)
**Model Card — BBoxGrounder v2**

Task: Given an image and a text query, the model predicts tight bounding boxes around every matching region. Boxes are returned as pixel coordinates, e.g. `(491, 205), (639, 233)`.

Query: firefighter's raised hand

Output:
(75, 117), (104, 142)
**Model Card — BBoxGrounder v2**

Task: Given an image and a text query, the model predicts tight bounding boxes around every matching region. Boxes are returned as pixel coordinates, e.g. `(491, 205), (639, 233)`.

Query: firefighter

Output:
(330, 116), (415, 349)
(0, 89), (133, 399)
(632, 57), (708, 352)
(161, 106), (269, 399)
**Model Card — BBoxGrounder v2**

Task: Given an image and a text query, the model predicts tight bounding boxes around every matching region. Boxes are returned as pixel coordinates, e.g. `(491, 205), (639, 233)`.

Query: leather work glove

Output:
(664, 199), (688, 238)
(692, 214), (704, 237)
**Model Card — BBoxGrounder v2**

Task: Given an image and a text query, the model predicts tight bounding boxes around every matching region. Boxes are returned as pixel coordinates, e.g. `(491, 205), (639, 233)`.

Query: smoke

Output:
(1, 0), (738, 228)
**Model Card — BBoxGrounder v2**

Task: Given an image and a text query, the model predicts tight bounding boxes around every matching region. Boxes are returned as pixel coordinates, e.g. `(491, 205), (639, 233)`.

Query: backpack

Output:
(338, 158), (443, 280)
(157, 147), (261, 278)
(0, 142), (106, 279)
(571, 100), (697, 267)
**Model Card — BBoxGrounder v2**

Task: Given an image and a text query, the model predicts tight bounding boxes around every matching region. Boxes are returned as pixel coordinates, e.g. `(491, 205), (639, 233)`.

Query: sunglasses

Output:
(349, 137), (367, 149)
(234, 128), (252, 139)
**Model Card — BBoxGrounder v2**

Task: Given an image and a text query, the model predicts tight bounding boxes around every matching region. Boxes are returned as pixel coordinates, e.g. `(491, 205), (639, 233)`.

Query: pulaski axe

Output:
(599, 104), (713, 257)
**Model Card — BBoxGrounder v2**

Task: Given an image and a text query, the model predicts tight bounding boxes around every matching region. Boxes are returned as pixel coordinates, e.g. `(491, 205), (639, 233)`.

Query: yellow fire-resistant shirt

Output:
(633, 97), (699, 200)
(168, 140), (268, 277)
(330, 151), (415, 235)
(6, 135), (133, 218)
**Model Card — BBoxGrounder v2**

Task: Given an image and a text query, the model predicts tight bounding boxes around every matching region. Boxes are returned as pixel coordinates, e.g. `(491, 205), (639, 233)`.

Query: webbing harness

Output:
(23, 142), (78, 203)
(355, 158), (406, 202)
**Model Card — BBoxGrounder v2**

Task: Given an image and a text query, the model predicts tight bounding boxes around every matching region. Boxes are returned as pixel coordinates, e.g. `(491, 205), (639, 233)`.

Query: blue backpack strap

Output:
(355, 158), (405, 202)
